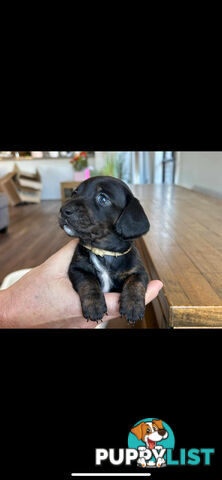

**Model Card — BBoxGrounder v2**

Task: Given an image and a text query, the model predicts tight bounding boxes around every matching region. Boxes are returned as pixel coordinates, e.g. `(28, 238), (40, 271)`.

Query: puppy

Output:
(131, 420), (168, 449)
(59, 176), (150, 324)
(131, 420), (168, 468)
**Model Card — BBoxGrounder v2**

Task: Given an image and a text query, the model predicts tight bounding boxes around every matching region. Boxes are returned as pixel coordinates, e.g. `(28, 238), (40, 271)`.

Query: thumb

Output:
(44, 238), (79, 273)
(145, 280), (163, 304)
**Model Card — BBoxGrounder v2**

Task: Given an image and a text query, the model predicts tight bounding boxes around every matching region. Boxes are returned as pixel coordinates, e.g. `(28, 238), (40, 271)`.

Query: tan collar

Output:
(82, 244), (132, 258)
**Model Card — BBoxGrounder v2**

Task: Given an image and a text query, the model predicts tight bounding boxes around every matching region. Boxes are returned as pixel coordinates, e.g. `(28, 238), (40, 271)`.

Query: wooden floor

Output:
(0, 200), (159, 329)
(0, 201), (68, 284)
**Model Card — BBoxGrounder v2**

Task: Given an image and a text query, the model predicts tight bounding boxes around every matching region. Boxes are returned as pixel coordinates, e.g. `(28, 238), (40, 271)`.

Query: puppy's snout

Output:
(60, 202), (76, 218)
(159, 429), (166, 436)
(60, 204), (75, 218)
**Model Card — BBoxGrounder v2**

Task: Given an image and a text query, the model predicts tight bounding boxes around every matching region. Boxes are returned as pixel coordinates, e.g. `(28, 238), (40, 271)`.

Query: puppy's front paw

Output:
(137, 458), (147, 468)
(81, 294), (107, 322)
(157, 458), (165, 467)
(119, 295), (145, 325)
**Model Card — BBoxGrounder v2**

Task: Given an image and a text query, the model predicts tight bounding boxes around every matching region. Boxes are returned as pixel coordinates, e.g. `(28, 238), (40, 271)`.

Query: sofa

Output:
(0, 193), (9, 233)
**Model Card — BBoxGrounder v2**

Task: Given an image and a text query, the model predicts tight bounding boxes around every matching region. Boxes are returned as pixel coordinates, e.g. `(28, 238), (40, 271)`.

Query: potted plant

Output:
(70, 152), (90, 181)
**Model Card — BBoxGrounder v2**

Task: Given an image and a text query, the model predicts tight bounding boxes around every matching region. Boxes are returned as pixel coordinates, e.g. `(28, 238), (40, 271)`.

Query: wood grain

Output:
(133, 185), (222, 328)
(0, 200), (69, 284)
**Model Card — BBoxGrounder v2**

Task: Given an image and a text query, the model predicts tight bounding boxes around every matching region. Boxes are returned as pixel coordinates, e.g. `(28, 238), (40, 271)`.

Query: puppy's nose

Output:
(60, 205), (74, 217)
(159, 429), (166, 436)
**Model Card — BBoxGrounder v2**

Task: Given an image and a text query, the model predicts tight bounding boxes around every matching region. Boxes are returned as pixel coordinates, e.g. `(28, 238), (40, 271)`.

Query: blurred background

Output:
(1, 151), (222, 201)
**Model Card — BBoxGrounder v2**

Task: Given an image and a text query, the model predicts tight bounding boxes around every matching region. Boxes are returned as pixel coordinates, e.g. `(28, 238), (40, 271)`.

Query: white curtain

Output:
(130, 152), (153, 184)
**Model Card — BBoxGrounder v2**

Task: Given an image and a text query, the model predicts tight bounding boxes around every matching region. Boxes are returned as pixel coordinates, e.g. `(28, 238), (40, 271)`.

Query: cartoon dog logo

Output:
(131, 419), (168, 468)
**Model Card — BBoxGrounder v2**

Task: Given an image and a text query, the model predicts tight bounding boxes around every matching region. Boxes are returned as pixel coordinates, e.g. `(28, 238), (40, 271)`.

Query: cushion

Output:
(0, 193), (9, 209)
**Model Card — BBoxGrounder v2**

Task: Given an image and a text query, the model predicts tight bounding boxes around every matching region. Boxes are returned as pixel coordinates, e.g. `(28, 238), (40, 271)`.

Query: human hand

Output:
(0, 239), (163, 328)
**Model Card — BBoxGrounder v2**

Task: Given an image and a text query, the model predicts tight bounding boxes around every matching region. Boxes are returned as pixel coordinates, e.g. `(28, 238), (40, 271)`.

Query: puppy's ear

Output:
(152, 419), (164, 430)
(115, 197), (150, 239)
(131, 422), (144, 440)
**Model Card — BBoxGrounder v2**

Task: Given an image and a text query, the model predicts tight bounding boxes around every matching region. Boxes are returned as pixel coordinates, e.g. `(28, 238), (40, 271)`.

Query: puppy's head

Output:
(59, 176), (150, 245)
(131, 420), (168, 444)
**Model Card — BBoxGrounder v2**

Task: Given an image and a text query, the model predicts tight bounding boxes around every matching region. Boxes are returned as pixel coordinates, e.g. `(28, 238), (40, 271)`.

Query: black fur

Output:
(59, 176), (150, 324)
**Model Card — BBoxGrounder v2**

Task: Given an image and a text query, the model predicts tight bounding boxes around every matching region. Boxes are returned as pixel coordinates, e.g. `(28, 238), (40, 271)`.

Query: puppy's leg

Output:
(69, 268), (107, 322)
(119, 272), (148, 325)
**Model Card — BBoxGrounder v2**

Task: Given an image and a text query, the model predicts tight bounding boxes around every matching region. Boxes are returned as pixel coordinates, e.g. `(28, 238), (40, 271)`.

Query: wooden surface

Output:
(0, 201), (67, 284)
(132, 185), (222, 328)
(0, 200), (158, 329)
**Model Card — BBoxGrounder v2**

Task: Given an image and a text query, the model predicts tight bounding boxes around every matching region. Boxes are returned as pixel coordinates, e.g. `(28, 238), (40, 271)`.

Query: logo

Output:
(95, 418), (215, 472)
(128, 418), (174, 468)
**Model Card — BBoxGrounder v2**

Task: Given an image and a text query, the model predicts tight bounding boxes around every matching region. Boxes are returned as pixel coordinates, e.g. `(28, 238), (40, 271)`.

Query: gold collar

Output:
(82, 244), (132, 258)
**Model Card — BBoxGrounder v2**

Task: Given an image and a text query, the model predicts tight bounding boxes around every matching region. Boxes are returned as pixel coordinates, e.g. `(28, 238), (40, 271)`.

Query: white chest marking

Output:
(90, 253), (113, 293)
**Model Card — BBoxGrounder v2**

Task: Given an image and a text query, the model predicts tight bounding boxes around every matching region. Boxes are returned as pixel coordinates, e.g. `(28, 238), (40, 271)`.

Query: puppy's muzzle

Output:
(60, 204), (75, 219)
(158, 429), (167, 436)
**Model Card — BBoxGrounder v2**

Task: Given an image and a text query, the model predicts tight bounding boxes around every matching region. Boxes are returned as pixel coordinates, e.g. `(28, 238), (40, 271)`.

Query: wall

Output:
(175, 152), (222, 198)
(0, 155), (97, 200)
(0, 159), (74, 200)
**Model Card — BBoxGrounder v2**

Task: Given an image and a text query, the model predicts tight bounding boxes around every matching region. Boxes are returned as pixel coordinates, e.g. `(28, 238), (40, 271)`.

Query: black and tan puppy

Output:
(59, 176), (150, 324)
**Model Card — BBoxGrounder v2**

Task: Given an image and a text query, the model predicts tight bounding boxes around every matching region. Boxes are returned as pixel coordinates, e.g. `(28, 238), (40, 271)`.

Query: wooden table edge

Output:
(136, 237), (222, 329)
(171, 306), (222, 328)
(136, 237), (170, 329)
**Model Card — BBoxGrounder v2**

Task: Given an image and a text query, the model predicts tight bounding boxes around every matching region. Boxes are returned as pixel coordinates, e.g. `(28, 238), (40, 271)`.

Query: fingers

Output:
(104, 280), (163, 318)
(145, 280), (163, 304)
(105, 292), (121, 316)
(61, 279), (163, 327)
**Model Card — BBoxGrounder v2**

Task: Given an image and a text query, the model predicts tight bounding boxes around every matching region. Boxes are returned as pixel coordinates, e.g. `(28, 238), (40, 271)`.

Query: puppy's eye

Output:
(153, 426), (157, 431)
(96, 193), (111, 207)
(71, 189), (78, 196)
